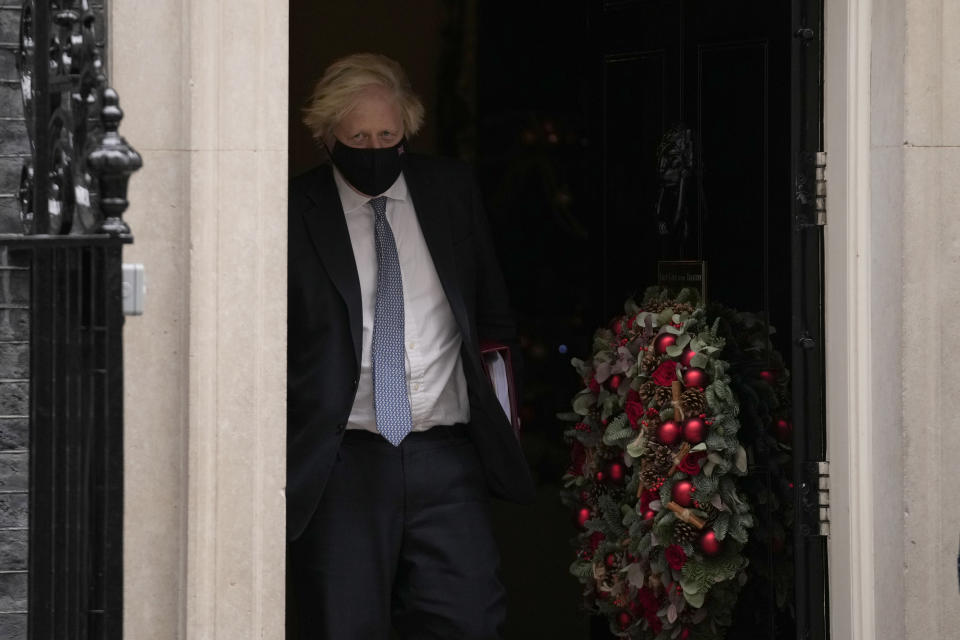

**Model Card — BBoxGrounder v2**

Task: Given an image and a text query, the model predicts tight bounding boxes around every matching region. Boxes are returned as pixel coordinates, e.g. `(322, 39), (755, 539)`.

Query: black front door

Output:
(587, 0), (828, 638)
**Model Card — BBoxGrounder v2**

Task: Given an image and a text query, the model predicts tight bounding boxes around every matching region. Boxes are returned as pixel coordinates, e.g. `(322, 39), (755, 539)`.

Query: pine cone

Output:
(639, 380), (659, 406)
(639, 442), (674, 487)
(639, 464), (663, 488)
(641, 350), (660, 371)
(590, 484), (608, 504)
(674, 522), (698, 545)
(653, 443), (675, 468)
(654, 385), (673, 406)
(681, 388), (708, 416)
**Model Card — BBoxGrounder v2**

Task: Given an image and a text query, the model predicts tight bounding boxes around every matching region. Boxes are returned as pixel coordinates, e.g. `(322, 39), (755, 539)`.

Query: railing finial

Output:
(88, 88), (142, 236)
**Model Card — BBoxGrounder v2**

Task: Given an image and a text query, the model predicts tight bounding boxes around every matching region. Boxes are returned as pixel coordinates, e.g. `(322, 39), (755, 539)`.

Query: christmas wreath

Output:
(560, 288), (793, 639)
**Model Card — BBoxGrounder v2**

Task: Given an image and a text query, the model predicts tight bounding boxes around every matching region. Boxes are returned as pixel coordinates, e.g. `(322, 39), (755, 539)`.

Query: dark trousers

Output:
(289, 425), (506, 640)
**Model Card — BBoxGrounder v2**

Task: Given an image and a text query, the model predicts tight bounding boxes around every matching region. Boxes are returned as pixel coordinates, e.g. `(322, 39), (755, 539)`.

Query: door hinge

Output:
(795, 151), (827, 227)
(799, 461), (830, 537)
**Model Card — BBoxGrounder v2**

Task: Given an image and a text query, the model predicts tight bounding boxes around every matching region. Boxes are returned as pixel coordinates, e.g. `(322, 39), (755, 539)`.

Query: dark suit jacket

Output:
(287, 154), (536, 541)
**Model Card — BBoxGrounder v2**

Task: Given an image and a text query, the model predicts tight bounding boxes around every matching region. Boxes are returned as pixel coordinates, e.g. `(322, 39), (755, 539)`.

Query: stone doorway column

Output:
(112, 2), (288, 638)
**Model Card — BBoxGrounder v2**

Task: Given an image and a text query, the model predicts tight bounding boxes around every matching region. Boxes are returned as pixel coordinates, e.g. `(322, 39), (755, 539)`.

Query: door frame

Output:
(823, 0), (894, 638)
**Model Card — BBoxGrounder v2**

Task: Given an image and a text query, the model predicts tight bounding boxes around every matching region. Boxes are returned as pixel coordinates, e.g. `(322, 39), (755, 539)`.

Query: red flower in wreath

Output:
(634, 587), (659, 613)
(634, 586), (664, 632)
(647, 613), (663, 634)
(589, 531), (605, 551)
(665, 544), (688, 570)
(569, 441), (586, 476)
(639, 488), (658, 514)
(652, 360), (678, 387)
(677, 451), (707, 475)
(625, 390), (645, 428)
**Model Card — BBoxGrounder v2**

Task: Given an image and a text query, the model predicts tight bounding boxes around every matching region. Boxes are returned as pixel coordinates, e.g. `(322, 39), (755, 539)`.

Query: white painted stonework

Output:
(113, 1), (288, 638)
(825, 0), (960, 639)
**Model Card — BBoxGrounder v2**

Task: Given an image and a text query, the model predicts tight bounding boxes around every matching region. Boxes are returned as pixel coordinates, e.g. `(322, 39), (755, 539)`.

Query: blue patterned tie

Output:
(370, 196), (413, 446)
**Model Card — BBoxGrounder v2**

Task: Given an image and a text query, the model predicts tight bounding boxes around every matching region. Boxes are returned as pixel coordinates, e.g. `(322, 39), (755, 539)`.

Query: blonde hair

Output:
(302, 53), (425, 146)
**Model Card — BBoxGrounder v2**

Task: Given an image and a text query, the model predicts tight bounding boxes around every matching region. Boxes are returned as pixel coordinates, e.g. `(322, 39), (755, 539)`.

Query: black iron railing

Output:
(0, 1), (140, 638)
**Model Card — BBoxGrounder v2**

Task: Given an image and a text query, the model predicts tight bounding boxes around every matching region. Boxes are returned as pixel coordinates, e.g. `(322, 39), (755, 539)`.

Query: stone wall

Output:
(900, 0), (960, 637)
(113, 1), (288, 638)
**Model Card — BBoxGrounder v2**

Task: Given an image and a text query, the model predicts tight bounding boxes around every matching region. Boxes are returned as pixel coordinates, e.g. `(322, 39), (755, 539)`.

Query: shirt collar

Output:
(332, 167), (409, 214)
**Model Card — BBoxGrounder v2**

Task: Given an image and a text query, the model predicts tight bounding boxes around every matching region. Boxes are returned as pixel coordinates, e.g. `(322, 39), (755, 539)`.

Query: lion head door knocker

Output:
(654, 125), (695, 246)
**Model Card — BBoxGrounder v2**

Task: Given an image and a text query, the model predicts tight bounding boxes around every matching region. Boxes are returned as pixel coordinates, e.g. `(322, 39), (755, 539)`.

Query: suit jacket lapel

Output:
(402, 158), (472, 348)
(302, 165), (363, 367)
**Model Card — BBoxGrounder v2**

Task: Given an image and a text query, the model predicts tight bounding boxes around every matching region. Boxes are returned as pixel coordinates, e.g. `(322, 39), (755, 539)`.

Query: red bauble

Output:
(682, 367), (709, 388)
(672, 480), (694, 507)
(575, 507), (591, 528)
(656, 420), (682, 445)
(579, 490), (590, 503)
(680, 347), (697, 367)
(654, 333), (677, 354)
(609, 374), (622, 390)
(643, 509), (656, 522)
(679, 629), (691, 640)
(699, 530), (722, 556)
(607, 461), (626, 484)
(595, 471), (605, 483)
(682, 417), (708, 444)
(760, 369), (777, 384)
(774, 418), (793, 444)
(605, 553), (618, 568)
(617, 611), (633, 629)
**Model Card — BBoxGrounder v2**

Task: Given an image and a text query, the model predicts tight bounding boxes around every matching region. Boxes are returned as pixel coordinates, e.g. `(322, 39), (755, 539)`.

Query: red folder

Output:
(479, 341), (521, 436)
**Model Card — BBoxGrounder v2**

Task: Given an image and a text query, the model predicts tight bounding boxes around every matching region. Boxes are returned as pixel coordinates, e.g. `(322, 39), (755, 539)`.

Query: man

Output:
(287, 53), (535, 639)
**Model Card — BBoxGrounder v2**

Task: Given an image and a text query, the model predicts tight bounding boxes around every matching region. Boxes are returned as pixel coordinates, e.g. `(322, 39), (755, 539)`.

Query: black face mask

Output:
(330, 137), (406, 196)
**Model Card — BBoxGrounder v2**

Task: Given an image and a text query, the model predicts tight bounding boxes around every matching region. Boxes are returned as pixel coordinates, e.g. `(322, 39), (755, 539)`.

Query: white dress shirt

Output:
(334, 168), (470, 434)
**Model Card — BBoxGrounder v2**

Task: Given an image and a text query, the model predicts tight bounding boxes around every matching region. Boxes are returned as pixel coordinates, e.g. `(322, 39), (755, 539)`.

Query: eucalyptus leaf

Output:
(683, 589), (706, 608)
(595, 361), (612, 383)
(679, 577), (699, 595)
(572, 393), (595, 416)
(626, 562), (646, 588)
(735, 445), (748, 473)
(707, 452), (725, 465)
(626, 433), (648, 459)
(666, 344), (684, 358)
(690, 353), (710, 369)
(667, 604), (678, 624)
(570, 357), (588, 375)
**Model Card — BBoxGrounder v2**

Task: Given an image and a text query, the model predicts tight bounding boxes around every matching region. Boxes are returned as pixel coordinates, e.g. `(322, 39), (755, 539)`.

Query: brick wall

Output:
(0, 1), (29, 233)
(0, 247), (29, 639)
(0, 1), (29, 636)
